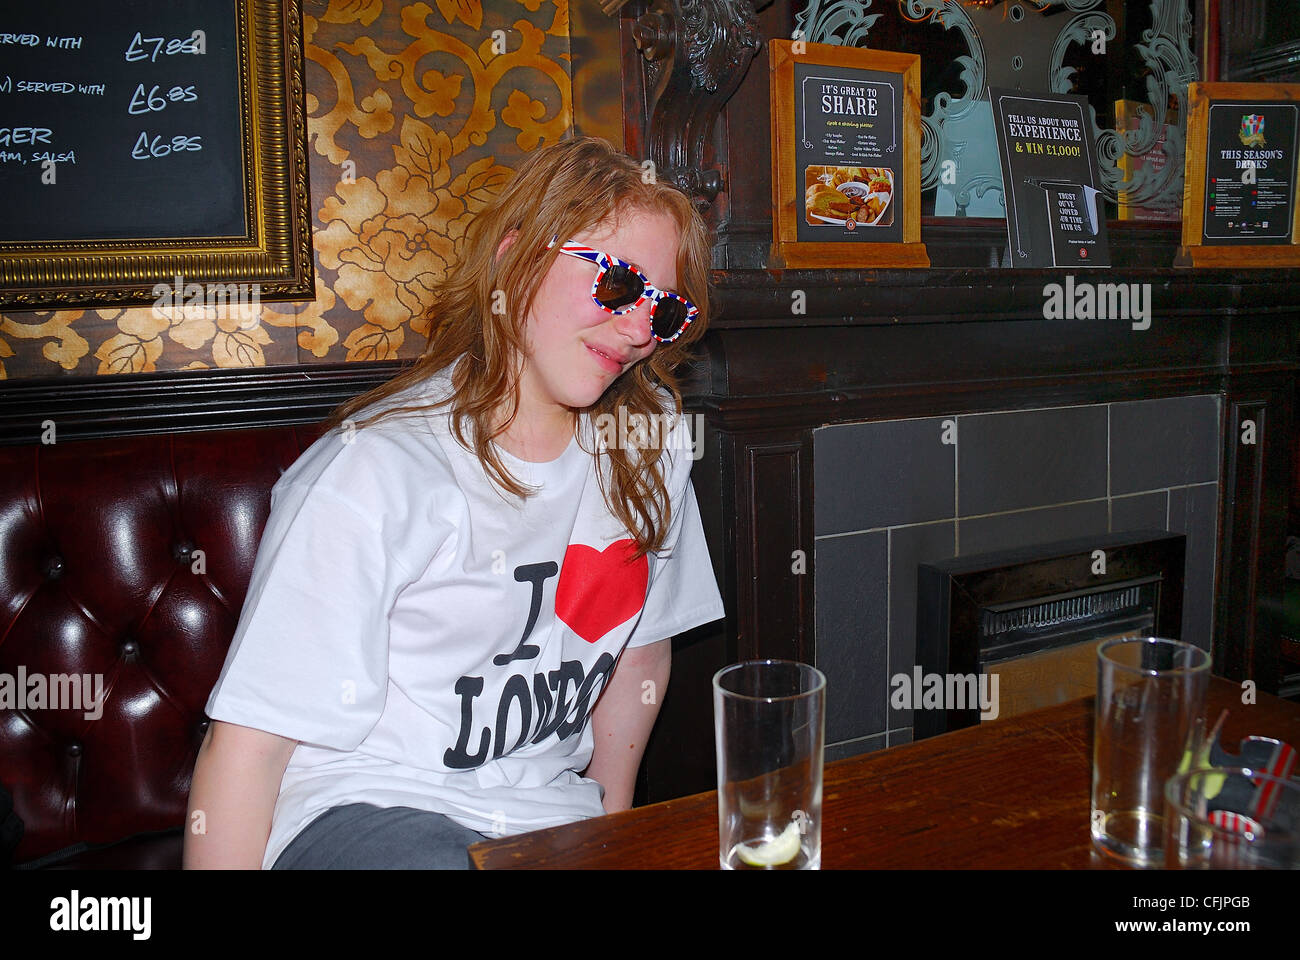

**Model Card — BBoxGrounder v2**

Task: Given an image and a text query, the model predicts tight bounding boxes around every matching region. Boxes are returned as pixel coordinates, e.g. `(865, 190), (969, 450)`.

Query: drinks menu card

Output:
(1199, 101), (1297, 244)
(1177, 82), (1300, 268)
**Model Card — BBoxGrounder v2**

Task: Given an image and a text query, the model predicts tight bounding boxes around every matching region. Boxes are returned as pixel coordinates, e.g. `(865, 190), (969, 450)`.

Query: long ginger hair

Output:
(322, 137), (712, 557)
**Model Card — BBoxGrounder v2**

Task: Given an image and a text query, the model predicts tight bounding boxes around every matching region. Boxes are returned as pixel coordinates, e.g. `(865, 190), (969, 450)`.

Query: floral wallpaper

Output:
(0, 0), (573, 378)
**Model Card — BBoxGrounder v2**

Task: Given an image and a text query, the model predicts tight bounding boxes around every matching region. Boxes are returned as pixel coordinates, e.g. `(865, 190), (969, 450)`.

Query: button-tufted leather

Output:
(0, 424), (322, 868)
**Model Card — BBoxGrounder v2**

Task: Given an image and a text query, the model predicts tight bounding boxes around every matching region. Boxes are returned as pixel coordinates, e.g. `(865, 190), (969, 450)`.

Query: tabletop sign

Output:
(769, 39), (928, 269)
(1115, 99), (1180, 223)
(0, 0), (313, 310)
(989, 88), (1110, 268)
(1177, 82), (1300, 268)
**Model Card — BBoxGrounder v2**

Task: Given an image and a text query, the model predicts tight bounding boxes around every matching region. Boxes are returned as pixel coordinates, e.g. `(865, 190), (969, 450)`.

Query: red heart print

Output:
(554, 539), (649, 643)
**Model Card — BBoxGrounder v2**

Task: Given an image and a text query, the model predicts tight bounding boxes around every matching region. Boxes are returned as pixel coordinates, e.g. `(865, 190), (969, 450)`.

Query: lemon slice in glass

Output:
(735, 820), (802, 868)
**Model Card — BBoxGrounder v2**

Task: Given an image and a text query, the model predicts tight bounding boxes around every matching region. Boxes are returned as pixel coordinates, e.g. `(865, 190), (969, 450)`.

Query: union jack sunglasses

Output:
(547, 237), (698, 344)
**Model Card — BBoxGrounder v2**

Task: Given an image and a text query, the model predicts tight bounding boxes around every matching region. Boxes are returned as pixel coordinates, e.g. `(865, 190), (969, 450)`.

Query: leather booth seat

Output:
(0, 424), (322, 868)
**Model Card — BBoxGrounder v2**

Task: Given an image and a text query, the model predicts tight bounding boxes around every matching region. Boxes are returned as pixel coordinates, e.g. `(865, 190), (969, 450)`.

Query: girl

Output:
(183, 137), (724, 869)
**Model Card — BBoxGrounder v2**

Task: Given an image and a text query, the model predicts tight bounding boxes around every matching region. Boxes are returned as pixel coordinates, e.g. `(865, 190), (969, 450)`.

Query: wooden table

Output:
(469, 677), (1300, 869)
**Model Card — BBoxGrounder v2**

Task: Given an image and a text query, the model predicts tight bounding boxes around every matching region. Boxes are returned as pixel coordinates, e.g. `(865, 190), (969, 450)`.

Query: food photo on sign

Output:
(803, 165), (894, 228)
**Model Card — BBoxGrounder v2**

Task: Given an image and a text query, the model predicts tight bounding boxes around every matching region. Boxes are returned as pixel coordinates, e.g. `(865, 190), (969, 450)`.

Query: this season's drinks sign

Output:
(793, 61), (903, 245)
(1177, 83), (1300, 268)
(990, 88), (1110, 268)
(1200, 102), (1298, 244)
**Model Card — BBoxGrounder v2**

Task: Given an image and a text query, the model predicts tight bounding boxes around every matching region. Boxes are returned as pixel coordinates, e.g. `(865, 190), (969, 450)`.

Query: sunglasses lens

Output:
(650, 298), (689, 340)
(594, 264), (644, 310)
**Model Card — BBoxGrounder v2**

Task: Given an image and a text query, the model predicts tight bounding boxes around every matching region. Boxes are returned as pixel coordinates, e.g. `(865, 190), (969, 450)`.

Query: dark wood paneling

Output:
(0, 361), (402, 445)
(734, 433), (812, 663)
(701, 320), (1225, 402)
(1217, 383), (1292, 689)
(1219, 397), (1266, 680)
(706, 0), (791, 269)
(638, 405), (730, 806)
(700, 373), (1234, 433)
(711, 266), (1240, 331)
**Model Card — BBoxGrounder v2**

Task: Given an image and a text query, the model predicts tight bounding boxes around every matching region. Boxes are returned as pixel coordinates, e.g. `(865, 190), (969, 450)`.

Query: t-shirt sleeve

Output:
(204, 480), (418, 751)
(624, 416), (725, 647)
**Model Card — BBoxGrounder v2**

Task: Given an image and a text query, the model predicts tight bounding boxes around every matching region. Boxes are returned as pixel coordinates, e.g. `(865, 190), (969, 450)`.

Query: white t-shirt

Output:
(204, 370), (725, 868)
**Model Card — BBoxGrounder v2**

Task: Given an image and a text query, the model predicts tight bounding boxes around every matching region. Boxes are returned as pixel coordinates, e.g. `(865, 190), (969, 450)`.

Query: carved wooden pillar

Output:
(627, 0), (768, 208)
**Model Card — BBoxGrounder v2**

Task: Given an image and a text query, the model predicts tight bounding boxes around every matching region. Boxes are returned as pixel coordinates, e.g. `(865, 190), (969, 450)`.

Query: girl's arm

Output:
(584, 638), (672, 813)
(183, 720), (299, 869)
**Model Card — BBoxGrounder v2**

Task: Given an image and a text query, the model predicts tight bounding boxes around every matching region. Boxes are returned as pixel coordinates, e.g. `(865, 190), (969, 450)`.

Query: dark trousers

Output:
(272, 803), (489, 870)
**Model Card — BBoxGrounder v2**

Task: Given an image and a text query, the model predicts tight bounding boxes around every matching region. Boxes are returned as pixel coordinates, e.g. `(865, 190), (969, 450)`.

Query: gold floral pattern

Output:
(263, 274), (340, 358)
(0, 0), (572, 378)
(323, 0), (385, 26)
(435, 0), (483, 30)
(0, 311), (90, 379)
(316, 116), (513, 359)
(91, 300), (281, 374)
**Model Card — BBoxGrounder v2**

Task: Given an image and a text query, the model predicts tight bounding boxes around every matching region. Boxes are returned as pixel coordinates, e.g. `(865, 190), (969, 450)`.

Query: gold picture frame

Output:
(1177, 81), (1300, 268)
(0, 0), (312, 309)
(769, 39), (927, 269)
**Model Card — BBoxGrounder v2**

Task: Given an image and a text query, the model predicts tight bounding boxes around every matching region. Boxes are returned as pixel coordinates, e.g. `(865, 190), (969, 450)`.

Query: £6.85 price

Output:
(128, 83), (198, 115)
(131, 131), (202, 159)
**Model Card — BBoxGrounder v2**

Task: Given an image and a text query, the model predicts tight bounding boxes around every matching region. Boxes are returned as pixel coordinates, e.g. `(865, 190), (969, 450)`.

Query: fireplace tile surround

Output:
(814, 395), (1222, 762)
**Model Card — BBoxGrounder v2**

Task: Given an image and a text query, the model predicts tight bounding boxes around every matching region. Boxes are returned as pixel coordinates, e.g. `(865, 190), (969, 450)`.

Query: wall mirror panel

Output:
(794, 0), (1197, 220)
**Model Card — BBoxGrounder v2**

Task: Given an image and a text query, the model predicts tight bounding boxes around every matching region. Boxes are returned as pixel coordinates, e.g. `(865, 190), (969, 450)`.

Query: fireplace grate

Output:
(981, 585), (1144, 638)
(914, 531), (1185, 739)
(979, 579), (1160, 667)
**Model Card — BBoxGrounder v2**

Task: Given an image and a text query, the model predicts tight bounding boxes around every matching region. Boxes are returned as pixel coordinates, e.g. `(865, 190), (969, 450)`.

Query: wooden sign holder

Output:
(1177, 81), (1300, 268)
(769, 39), (928, 269)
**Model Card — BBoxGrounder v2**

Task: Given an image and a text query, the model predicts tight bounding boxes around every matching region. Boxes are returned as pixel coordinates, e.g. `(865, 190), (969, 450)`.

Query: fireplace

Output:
(914, 530), (1187, 739)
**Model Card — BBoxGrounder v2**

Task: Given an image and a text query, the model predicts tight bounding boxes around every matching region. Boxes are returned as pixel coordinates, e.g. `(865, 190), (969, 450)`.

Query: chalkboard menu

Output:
(769, 40), (927, 269)
(0, 0), (311, 310)
(0, 0), (244, 242)
(990, 88), (1110, 269)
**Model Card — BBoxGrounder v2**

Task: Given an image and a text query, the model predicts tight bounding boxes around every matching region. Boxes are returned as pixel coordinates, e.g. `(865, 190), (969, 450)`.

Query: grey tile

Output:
(1169, 484), (1220, 649)
(1111, 395), (1222, 495)
(887, 728), (913, 748)
(814, 417), (955, 536)
(1111, 491), (1168, 535)
(958, 501), (1110, 558)
(815, 531), (888, 743)
(825, 733), (887, 763)
(887, 521), (957, 730)
(959, 406), (1108, 515)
